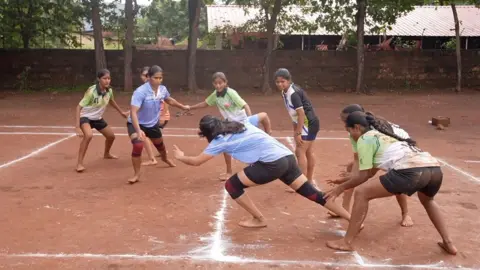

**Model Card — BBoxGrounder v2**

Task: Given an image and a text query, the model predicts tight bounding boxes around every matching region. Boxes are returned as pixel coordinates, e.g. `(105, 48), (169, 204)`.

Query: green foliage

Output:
(0, 0), (85, 48)
(136, 0), (189, 43)
(308, 0), (420, 35)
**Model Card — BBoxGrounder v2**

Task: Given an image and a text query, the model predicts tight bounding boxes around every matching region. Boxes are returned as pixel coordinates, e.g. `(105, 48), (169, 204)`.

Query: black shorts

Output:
(126, 122), (162, 139)
(380, 166), (443, 197)
(244, 155), (302, 186)
(80, 117), (108, 131)
(302, 119), (320, 141)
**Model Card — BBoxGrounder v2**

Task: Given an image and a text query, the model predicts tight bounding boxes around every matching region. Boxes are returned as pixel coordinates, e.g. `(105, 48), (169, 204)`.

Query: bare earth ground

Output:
(0, 91), (479, 269)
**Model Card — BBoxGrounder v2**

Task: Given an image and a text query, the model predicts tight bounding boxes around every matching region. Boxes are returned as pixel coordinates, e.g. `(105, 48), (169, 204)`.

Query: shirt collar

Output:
(96, 84), (108, 96)
(216, 87), (228, 97)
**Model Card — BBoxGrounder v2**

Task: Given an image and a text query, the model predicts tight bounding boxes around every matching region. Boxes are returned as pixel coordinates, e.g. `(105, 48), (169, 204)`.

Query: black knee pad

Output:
(296, 182), (327, 206)
(153, 141), (165, 152)
(225, 174), (247, 199)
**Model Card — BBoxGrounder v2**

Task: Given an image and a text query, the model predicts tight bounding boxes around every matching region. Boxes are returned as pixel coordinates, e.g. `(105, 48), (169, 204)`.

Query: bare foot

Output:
(128, 175), (140, 184)
(327, 211), (341, 218)
(285, 186), (296, 193)
(104, 153), (118, 159)
(238, 217), (267, 228)
(75, 164), (85, 173)
(219, 173), (232, 182)
(437, 241), (457, 255)
(400, 214), (414, 227)
(161, 157), (176, 167)
(142, 159), (158, 166)
(326, 239), (354, 251)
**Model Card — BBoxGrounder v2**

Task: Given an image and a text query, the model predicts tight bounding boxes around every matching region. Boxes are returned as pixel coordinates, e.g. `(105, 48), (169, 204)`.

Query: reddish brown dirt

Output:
(0, 91), (479, 269)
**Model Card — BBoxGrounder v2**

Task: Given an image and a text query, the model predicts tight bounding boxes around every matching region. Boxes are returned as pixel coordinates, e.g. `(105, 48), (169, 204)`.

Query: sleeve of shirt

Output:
(79, 88), (93, 107)
(161, 85), (170, 100)
(349, 136), (358, 153)
(109, 88), (114, 100)
(205, 91), (217, 106)
(290, 92), (303, 110)
(357, 136), (378, 170)
(229, 90), (247, 108)
(203, 140), (226, 156)
(131, 90), (144, 108)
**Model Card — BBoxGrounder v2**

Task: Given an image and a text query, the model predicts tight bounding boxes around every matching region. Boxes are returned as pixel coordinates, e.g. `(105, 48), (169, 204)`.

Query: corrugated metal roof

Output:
(206, 5), (480, 37)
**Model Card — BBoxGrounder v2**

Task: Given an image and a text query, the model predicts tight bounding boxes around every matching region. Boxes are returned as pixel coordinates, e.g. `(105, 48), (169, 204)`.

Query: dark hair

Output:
(212, 72), (227, 82)
(148, 65), (163, 77)
(198, 115), (246, 142)
(97, 69), (110, 79)
(346, 111), (417, 146)
(141, 66), (149, 75)
(274, 68), (292, 81)
(341, 104), (364, 114)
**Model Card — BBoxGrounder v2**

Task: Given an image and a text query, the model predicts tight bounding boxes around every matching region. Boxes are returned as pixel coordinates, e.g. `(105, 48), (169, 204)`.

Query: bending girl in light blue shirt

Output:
(172, 115), (351, 228)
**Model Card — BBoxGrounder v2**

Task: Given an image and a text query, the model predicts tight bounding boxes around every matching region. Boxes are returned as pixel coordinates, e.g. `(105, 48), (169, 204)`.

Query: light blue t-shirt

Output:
(128, 82), (170, 127)
(203, 123), (292, 164)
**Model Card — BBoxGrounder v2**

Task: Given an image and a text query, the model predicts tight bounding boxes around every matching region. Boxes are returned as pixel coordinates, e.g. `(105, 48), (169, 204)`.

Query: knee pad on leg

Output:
(225, 174), (246, 199)
(153, 141), (166, 153)
(131, 139), (144, 157)
(296, 182), (326, 206)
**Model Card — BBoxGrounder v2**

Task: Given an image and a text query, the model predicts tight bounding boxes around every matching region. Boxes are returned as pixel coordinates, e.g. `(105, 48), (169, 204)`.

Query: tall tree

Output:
(0, 0), (84, 48)
(310, 0), (419, 93)
(124, 0), (140, 91)
(187, 0), (201, 92)
(424, 0), (479, 92)
(226, 0), (317, 94)
(82, 0), (118, 72)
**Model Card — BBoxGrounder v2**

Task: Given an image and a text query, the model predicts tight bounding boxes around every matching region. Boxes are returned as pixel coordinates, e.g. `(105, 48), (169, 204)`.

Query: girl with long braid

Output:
(327, 104), (413, 228)
(172, 115), (352, 228)
(324, 111), (457, 255)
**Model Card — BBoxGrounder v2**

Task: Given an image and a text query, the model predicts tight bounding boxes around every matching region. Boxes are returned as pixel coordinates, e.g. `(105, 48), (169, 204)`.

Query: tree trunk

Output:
(92, 0), (107, 72)
(355, 0), (366, 94)
(187, 0), (201, 92)
(124, 0), (134, 91)
(451, 3), (461, 93)
(261, 0), (282, 95)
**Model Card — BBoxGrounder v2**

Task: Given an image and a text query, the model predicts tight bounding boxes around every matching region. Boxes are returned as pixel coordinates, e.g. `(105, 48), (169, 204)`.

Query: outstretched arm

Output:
(172, 145), (215, 166)
(190, 101), (209, 110)
(164, 96), (189, 110)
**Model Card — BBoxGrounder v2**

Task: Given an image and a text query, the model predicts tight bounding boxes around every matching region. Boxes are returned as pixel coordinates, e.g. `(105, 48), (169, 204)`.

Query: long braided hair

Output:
(364, 113), (417, 147)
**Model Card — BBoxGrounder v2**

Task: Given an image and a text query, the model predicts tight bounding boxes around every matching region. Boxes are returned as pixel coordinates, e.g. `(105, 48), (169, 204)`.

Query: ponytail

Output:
(199, 115), (246, 142)
(365, 113), (417, 146)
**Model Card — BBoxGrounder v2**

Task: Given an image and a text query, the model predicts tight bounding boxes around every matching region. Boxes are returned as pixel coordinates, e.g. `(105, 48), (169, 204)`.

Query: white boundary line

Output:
(0, 134), (75, 169)
(0, 253), (469, 269)
(0, 131), (348, 141)
(436, 158), (480, 183)
(464, 160), (480, 163)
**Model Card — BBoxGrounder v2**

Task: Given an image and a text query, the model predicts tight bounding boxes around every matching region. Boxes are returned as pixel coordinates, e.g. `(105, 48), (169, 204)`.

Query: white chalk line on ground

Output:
(464, 160), (480, 163)
(0, 131), (349, 141)
(436, 158), (480, 183)
(0, 125), (345, 133)
(0, 253), (469, 269)
(0, 134), (75, 169)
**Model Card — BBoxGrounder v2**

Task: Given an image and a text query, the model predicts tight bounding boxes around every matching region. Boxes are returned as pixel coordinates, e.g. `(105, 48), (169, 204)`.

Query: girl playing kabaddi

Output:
(327, 104), (413, 227)
(139, 66), (171, 167)
(188, 72), (272, 181)
(172, 115), (352, 228)
(127, 65), (190, 184)
(75, 69), (129, 172)
(324, 111), (457, 255)
(274, 68), (320, 191)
